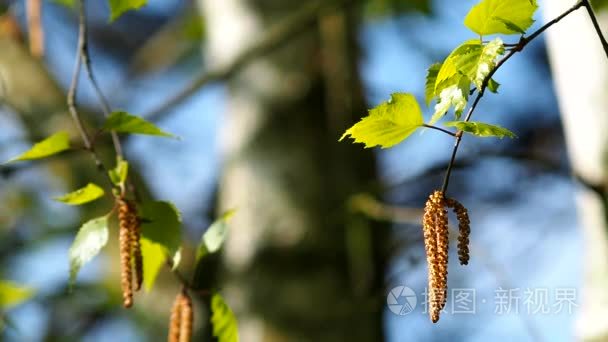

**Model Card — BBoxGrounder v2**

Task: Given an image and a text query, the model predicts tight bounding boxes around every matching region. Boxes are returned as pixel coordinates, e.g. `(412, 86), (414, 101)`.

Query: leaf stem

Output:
(422, 124), (457, 137)
(440, 0), (586, 195)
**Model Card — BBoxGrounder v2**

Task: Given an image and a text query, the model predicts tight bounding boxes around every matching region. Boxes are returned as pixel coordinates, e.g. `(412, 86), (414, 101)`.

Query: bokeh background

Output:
(0, 0), (606, 341)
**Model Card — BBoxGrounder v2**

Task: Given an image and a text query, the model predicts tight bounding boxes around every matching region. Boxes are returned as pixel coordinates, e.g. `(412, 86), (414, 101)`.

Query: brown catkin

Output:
(447, 198), (471, 265)
(118, 198), (139, 308)
(168, 292), (183, 342)
(130, 214), (143, 292)
(423, 194), (439, 322)
(423, 190), (449, 323)
(179, 291), (193, 342)
(435, 204), (449, 312)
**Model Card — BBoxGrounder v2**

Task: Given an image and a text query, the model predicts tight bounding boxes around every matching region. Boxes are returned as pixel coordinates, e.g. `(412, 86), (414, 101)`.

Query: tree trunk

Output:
(198, 1), (388, 341)
(542, 1), (608, 340)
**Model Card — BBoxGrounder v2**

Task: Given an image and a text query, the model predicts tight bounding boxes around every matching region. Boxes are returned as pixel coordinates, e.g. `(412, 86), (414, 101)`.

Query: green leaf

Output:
(425, 63), (442, 106)
(487, 78), (501, 93)
(108, 0), (147, 22)
(493, 16), (526, 34)
(103, 111), (175, 138)
(54, 183), (105, 205)
(340, 93), (424, 149)
(196, 210), (237, 262)
(211, 293), (239, 342)
(140, 239), (166, 292)
(434, 39), (480, 93)
(431, 76), (470, 124)
(69, 216), (109, 287)
(464, 0), (538, 35)
(6, 131), (70, 163)
(109, 158), (129, 186)
(0, 281), (35, 310)
(451, 38), (505, 90)
(140, 201), (182, 291)
(444, 121), (517, 138)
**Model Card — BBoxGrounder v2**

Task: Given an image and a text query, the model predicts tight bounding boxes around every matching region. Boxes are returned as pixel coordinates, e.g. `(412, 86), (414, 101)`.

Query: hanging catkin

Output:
(130, 211), (143, 291)
(422, 191), (472, 323)
(447, 198), (471, 265)
(179, 291), (193, 342)
(168, 290), (193, 342)
(118, 198), (134, 308)
(168, 292), (183, 342)
(435, 202), (449, 312)
(423, 191), (448, 323)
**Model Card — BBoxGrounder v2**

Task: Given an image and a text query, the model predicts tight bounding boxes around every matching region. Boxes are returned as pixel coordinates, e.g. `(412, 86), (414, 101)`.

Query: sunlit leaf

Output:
(493, 16), (526, 34)
(434, 40), (480, 93)
(69, 216), (109, 288)
(54, 183), (105, 205)
(444, 121), (517, 138)
(6, 131), (70, 163)
(211, 293), (239, 342)
(196, 210), (236, 262)
(109, 158), (129, 187)
(140, 239), (166, 292)
(108, 0), (147, 22)
(0, 281), (35, 310)
(103, 111), (175, 138)
(425, 63), (441, 106)
(451, 38), (505, 90)
(464, 0), (538, 35)
(140, 201), (182, 291)
(340, 93), (424, 149)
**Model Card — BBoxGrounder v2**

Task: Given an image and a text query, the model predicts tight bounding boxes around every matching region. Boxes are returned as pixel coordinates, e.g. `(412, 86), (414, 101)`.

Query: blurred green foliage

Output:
(364, 0), (432, 17)
(592, 0), (608, 10)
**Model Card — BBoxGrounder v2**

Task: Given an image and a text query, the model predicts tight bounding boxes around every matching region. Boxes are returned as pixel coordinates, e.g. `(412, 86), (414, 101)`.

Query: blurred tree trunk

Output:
(542, 1), (608, 340)
(198, 1), (388, 341)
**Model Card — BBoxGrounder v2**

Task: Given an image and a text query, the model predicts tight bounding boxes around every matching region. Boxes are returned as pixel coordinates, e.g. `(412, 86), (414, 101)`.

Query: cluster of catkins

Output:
(422, 190), (470, 323)
(168, 289), (193, 342)
(116, 197), (195, 341)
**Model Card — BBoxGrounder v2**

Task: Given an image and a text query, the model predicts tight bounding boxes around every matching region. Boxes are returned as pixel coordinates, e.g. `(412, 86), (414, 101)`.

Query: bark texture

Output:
(199, 1), (388, 341)
(542, 1), (608, 340)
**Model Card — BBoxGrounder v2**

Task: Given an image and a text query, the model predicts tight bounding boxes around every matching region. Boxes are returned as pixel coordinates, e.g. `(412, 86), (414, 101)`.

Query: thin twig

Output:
(143, 0), (352, 122)
(440, 0), (586, 195)
(67, 1), (97, 164)
(582, 0), (608, 59)
(79, 6), (123, 158)
(422, 124), (457, 137)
